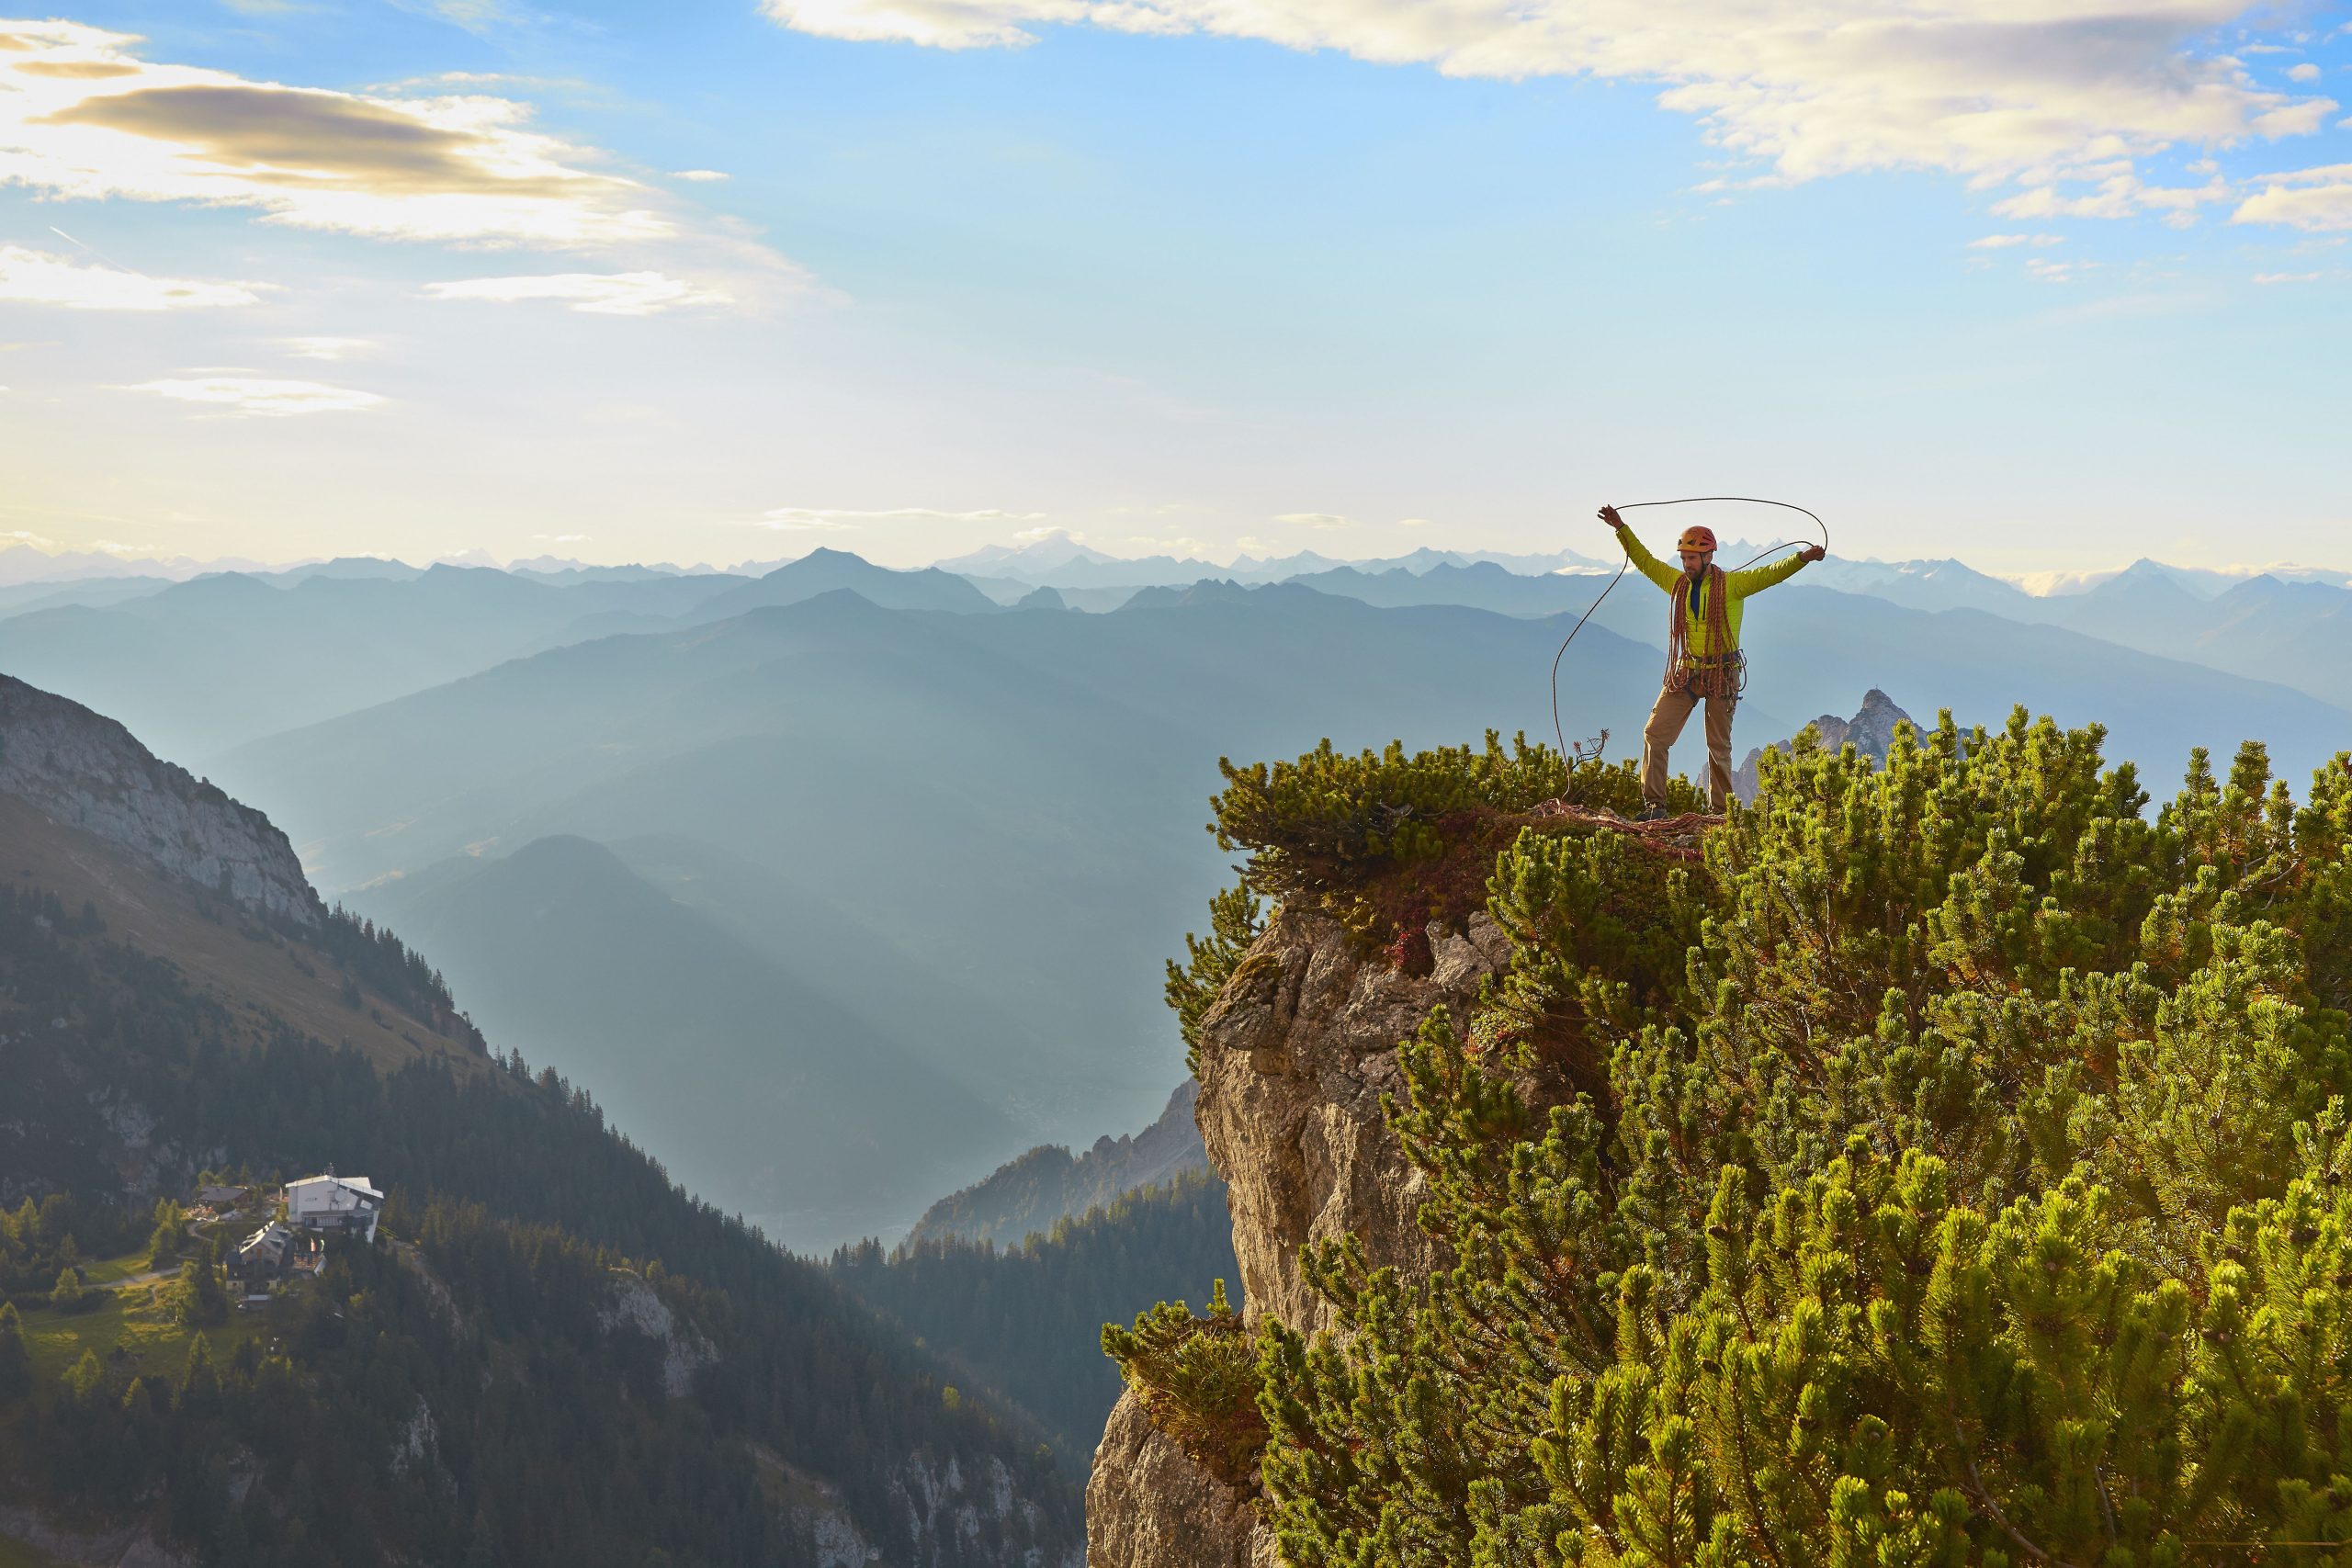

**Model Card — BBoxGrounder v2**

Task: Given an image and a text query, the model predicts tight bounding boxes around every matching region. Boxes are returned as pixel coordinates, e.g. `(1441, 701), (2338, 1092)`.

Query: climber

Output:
(1598, 503), (1826, 818)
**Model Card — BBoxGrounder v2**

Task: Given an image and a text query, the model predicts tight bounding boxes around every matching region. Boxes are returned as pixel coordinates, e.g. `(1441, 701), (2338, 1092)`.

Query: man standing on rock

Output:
(1599, 504), (1826, 818)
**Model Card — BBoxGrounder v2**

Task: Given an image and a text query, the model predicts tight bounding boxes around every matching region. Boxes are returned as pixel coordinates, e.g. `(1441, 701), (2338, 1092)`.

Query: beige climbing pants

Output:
(1641, 683), (1736, 813)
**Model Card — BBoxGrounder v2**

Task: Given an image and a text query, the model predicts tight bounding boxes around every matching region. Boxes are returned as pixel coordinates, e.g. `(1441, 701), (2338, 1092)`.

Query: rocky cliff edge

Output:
(0, 674), (320, 923)
(1087, 905), (1511, 1568)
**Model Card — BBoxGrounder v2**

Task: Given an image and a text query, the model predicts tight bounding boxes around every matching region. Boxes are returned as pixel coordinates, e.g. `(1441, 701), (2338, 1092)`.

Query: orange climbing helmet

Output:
(1676, 525), (1718, 553)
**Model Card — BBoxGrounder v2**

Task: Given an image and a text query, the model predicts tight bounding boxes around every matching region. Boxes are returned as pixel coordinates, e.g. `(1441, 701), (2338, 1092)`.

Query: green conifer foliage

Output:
(1157, 716), (2352, 1564)
(179, 1334), (222, 1416)
(1104, 1280), (1266, 1489)
(171, 1251), (230, 1327)
(1167, 883), (1266, 1073)
(0, 1301), (31, 1404)
(51, 1264), (89, 1314)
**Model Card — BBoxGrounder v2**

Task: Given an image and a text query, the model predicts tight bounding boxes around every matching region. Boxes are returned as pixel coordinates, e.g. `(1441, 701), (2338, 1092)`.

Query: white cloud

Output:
(0, 18), (670, 248)
(122, 375), (388, 416)
(1966, 232), (2063, 248)
(0, 243), (265, 309)
(2026, 256), (2081, 282)
(2253, 269), (2323, 282)
(2290, 63), (2323, 83)
(1013, 525), (1081, 542)
(531, 532), (591, 541)
(423, 271), (733, 314)
(672, 169), (730, 182)
(2233, 164), (2352, 231)
(1273, 511), (1350, 529)
(761, 0), (2338, 214)
(1127, 534), (1210, 555)
(755, 505), (1047, 530)
(1396, 517), (1431, 526)
(1993, 173), (2233, 223)
(277, 336), (377, 360)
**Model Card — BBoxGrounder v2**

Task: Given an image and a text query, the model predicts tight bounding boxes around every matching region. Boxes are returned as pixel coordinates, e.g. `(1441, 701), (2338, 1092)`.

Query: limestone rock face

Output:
(0, 674), (318, 923)
(1086, 1389), (1270, 1568)
(1194, 905), (1509, 1337)
(1087, 905), (1510, 1567)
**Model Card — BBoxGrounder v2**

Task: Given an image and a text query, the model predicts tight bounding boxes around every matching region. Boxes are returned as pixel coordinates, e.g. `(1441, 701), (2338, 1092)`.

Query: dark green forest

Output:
(832, 1168), (1240, 1471)
(0, 880), (1080, 1567)
(1122, 717), (2352, 1564)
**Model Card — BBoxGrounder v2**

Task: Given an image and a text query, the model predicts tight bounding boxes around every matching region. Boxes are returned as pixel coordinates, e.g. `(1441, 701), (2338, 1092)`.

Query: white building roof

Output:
(286, 1175), (384, 1204)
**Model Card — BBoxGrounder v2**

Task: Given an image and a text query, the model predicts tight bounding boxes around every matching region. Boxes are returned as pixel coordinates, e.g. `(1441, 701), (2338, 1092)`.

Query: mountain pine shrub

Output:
(1143, 711), (2352, 1564)
(1206, 732), (1701, 967)
(1104, 1280), (1267, 1490)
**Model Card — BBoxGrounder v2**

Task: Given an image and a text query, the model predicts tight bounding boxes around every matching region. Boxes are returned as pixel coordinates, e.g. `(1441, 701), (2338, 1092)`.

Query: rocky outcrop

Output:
(1088, 1393), (1268, 1568)
(0, 675), (319, 923)
(1193, 906), (1509, 1336)
(1086, 906), (1510, 1566)
(1731, 687), (1916, 803)
(599, 1269), (718, 1397)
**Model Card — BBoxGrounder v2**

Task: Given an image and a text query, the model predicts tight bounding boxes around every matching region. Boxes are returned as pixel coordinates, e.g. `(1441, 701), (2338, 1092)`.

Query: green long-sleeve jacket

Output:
(1617, 527), (1811, 661)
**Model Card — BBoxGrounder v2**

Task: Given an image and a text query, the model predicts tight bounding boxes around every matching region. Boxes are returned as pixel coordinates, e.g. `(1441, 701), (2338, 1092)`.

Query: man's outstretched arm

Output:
(1599, 504), (1679, 592)
(1727, 542), (1826, 598)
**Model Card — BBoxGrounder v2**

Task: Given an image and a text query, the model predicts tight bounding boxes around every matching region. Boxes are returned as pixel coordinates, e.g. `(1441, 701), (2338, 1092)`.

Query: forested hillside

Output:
(1115, 716), (2352, 1562)
(834, 1170), (1239, 1472)
(0, 682), (1080, 1567)
(910, 1082), (1209, 1247)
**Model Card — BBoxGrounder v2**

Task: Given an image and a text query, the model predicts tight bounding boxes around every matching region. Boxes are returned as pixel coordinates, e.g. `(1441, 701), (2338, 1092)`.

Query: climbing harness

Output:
(1547, 496), (1832, 765)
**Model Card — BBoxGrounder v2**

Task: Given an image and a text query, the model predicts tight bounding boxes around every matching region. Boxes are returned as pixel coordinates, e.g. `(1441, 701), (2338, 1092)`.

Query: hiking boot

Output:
(1635, 807), (1668, 823)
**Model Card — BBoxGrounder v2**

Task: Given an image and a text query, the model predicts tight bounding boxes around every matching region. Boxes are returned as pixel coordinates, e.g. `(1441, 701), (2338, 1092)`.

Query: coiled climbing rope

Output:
(1547, 496), (1832, 766)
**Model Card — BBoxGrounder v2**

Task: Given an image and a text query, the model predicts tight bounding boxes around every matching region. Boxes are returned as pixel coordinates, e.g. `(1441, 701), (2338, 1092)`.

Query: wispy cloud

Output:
(0, 244), (265, 309)
(754, 505), (1047, 530)
(277, 335), (377, 360)
(122, 375), (388, 416)
(1966, 233), (2063, 249)
(1992, 173), (2233, 225)
(423, 271), (734, 314)
(2253, 270), (2324, 282)
(760, 0), (2339, 228)
(0, 18), (668, 248)
(1273, 511), (1350, 529)
(672, 169), (729, 182)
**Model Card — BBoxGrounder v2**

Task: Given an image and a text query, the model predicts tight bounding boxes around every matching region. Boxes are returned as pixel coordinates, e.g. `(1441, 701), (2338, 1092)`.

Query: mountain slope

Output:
(910, 1081), (1211, 1248)
(209, 587), (1684, 1157)
(0, 677), (1082, 1566)
(354, 835), (1016, 1250)
(0, 566), (746, 765)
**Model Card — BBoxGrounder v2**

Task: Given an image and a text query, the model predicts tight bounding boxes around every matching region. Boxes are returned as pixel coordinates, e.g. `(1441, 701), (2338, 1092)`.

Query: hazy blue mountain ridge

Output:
(352, 833), (1016, 1250)
(910, 1080), (1211, 1248)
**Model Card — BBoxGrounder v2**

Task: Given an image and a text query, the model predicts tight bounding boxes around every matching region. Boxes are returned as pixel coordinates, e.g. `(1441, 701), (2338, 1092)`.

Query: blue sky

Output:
(1, 0), (2346, 576)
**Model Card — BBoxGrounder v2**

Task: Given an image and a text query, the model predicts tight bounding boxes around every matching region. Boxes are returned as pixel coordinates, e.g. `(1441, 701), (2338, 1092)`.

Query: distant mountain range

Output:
(10, 540), (2350, 1245)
